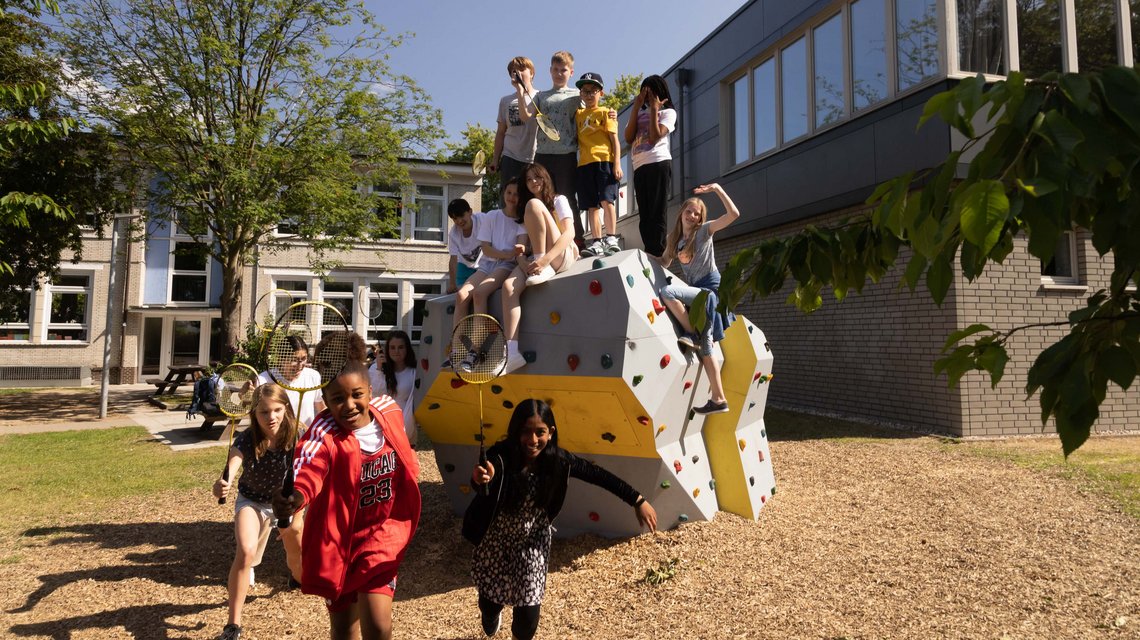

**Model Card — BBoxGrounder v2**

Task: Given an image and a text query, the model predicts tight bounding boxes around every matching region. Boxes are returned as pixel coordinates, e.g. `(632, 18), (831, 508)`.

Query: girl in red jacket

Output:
(274, 333), (421, 640)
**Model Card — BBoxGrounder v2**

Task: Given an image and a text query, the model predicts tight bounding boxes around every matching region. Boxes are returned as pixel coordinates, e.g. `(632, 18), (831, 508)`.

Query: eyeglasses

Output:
(580, 88), (600, 96)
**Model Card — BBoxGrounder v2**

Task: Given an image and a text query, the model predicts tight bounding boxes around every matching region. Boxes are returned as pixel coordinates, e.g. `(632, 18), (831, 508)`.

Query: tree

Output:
(445, 123), (497, 212)
(601, 73), (643, 112)
(57, 0), (444, 354)
(716, 68), (1140, 456)
(0, 0), (125, 316)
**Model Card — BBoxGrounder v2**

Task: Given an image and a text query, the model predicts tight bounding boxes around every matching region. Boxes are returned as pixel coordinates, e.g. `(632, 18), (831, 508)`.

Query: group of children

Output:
(212, 329), (656, 640)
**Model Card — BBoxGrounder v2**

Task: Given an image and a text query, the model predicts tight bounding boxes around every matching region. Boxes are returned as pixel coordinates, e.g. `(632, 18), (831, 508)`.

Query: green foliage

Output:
(601, 73), (643, 112)
(230, 319), (270, 372)
(719, 68), (1140, 456)
(446, 123), (497, 212)
(641, 557), (680, 585)
(58, 0), (444, 353)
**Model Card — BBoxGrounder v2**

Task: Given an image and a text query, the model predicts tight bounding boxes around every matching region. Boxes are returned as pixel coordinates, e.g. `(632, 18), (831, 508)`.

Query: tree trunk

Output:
(219, 249), (245, 360)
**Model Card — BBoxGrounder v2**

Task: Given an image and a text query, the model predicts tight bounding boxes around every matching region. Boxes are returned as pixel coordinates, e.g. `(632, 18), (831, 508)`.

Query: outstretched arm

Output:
(697, 183), (740, 235)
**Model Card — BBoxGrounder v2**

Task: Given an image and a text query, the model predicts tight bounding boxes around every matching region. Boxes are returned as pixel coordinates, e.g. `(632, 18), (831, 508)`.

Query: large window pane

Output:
(1018, 0), (1063, 77)
(47, 273), (91, 341)
(731, 75), (749, 164)
(753, 59), (777, 154)
(142, 317), (162, 376)
(851, 0), (888, 110)
(814, 14), (845, 128)
(897, 0), (940, 89)
(171, 320), (201, 365)
(1075, 0), (1118, 72)
(781, 37), (808, 142)
(958, 0), (1006, 74)
(0, 289), (32, 341)
(171, 275), (207, 302)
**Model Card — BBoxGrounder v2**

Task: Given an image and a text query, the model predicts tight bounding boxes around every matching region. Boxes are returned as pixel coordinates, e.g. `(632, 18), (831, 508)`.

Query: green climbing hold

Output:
(678, 513), (689, 522)
(600, 353), (613, 369)
(523, 351), (536, 363)
(771, 486), (777, 495)
(491, 385), (503, 394)
(626, 274), (635, 287)
(592, 258), (605, 269)
(709, 479), (716, 490)
(688, 409), (695, 421)
(424, 335), (433, 344)
(632, 374), (643, 386)
(660, 480), (671, 489)
(642, 268), (650, 278)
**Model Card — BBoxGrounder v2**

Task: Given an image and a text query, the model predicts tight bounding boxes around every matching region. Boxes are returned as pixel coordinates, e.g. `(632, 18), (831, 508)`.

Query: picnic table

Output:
(147, 364), (208, 396)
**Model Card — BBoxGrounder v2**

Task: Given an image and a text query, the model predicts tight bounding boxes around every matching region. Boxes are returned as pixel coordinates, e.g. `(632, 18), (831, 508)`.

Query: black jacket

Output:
(462, 442), (641, 545)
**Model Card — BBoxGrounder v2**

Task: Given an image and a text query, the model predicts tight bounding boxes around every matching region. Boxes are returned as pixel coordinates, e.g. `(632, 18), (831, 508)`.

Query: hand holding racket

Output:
(451, 313), (507, 495)
(514, 72), (560, 142)
(215, 363), (259, 505)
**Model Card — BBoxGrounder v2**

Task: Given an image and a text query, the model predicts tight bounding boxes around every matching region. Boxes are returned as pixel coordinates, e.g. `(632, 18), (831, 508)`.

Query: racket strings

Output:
(266, 322), (319, 391)
(451, 315), (506, 384)
(218, 365), (258, 418)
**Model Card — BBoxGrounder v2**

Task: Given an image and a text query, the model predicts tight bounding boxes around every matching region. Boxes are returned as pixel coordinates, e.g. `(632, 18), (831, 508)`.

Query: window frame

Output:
(167, 240), (211, 306)
(411, 184), (447, 243)
(1040, 228), (1080, 286)
(43, 271), (94, 343)
(0, 287), (34, 343)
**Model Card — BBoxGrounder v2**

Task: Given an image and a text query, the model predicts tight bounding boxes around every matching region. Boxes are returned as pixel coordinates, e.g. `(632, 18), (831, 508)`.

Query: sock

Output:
(532, 252), (545, 263)
(507, 340), (519, 357)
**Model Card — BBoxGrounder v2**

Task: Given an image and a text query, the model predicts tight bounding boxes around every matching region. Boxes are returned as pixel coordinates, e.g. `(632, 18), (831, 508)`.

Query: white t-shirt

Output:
(257, 367), (322, 427)
(371, 365), (417, 443)
(476, 209), (526, 270)
(448, 211), (486, 268)
(630, 107), (677, 170)
(497, 93), (539, 164)
(551, 194), (572, 224)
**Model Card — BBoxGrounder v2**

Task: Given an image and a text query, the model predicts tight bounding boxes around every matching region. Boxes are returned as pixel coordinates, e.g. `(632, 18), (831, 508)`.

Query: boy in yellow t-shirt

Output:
(574, 72), (623, 257)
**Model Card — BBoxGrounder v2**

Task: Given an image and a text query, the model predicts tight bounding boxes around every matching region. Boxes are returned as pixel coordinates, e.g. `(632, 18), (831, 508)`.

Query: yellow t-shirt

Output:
(575, 106), (617, 166)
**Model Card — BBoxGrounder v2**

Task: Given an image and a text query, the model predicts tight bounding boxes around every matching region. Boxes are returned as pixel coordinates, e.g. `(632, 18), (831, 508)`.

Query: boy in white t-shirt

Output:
(491, 56), (539, 205)
(447, 198), (485, 293)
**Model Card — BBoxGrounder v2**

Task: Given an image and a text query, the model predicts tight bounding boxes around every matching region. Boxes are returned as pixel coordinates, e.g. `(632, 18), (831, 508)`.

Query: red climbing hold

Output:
(421, 358), (429, 371)
(683, 381), (692, 391)
(673, 459), (682, 473)
(589, 279), (603, 295)
(753, 371), (763, 381)
(637, 416), (650, 425)
(660, 354), (671, 368)
(450, 378), (467, 389)
(651, 299), (665, 315)
(567, 354), (580, 371)
(588, 511), (600, 522)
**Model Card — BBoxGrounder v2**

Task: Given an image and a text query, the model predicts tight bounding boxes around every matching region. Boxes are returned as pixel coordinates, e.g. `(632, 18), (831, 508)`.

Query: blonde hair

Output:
(249, 383), (300, 458)
(663, 197), (708, 265)
(507, 56), (535, 75)
(551, 51), (574, 66)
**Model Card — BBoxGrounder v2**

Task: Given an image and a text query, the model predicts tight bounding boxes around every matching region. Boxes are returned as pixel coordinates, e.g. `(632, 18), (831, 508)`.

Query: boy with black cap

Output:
(574, 72), (623, 257)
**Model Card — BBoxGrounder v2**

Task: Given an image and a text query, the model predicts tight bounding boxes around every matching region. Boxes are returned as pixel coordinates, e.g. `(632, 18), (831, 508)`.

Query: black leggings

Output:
(479, 594), (541, 640)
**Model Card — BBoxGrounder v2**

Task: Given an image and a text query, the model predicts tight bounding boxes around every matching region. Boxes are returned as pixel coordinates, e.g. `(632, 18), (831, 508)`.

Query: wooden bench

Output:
(150, 364), (208, 396)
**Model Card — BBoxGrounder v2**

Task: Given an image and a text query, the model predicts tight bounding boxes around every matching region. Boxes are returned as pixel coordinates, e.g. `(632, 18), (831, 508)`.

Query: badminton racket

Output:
(514, 72), (560, 142)
(216, 363), (259, 505)
(450, 313), (508, 495)
(266, 300), (351, 528)
(472, 149), (487, 176)
(252, 288), (295, 333)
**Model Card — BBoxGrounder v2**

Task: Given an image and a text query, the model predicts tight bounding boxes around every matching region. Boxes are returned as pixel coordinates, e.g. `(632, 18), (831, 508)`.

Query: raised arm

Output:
(697, 183), (740, 235)
(568, 452), (657, 531)
(623, 87), (645, 145)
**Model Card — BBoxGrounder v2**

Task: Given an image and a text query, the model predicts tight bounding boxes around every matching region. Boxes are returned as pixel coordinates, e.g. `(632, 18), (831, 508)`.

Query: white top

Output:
(257, 367), (322, 427)
(448, 211), (486, 268)
(497, 92), (539, 164)
(476, 209), (527, 270)
(354, 419), (384, 454)
(551, 194), (572, 223)
(630, 107), (677, 170)
(370, 365), (417, 443)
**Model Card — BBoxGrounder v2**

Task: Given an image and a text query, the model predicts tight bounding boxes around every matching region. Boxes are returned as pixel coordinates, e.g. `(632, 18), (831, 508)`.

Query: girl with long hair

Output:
(624, 74), (677, 257)
(467, 399), (657, 640)
(372, 330), (418, 444)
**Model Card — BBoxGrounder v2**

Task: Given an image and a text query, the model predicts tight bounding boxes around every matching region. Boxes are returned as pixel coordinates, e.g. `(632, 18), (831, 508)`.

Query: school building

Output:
(0, 159), (480, 386)
(614, 0), (1140, 437)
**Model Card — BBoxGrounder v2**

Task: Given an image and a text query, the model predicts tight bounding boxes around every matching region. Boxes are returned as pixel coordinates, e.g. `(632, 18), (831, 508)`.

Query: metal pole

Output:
(98, 216), (121, 419)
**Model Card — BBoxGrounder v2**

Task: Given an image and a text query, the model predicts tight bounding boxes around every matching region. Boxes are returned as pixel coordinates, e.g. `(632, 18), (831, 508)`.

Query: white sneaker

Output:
(504, 351), (527, 374)
(581, 239), (605, 257)
(603, 235), (621, 255)
(525, 264), (556, 286)
(248, 567), (255, 587)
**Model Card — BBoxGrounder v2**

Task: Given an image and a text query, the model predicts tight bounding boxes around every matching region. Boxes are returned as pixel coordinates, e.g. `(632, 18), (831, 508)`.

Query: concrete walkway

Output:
(0, 383), (241, 451)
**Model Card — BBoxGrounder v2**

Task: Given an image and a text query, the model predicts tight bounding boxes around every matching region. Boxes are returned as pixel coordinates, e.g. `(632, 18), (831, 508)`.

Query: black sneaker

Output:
(481, 610), (502, 636)
(677, 332), (697, 350)
(287, 576), (302, 590)
(693, 399), (729, 415)
(218, 624), (242, 640)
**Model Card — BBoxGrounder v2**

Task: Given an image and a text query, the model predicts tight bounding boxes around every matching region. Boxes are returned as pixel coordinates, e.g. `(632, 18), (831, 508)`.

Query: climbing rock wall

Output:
(414, 249), (775, 537)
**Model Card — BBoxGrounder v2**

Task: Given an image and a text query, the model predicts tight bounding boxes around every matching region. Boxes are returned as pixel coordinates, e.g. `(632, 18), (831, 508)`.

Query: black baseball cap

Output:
(575, 72), (604, 90)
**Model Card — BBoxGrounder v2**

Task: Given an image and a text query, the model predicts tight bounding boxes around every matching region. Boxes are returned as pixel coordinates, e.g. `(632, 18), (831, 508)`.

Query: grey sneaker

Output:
(603, 235), (621, 255)
(219, 624), (242, 640)
(458, 351), (479, 374)
(677, 332), (697, 350)
(581, 239), (605, 257)
(693, 399), (730, 415)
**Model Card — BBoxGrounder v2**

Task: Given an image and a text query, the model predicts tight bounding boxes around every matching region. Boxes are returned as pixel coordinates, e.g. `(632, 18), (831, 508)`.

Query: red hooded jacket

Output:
(293, 395), (421, 600)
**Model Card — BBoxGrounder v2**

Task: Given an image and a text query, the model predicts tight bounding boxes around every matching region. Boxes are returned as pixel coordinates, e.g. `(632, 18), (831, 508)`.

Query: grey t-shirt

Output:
(498, 92), (539, 163)
(679, 222), (718, 285)
(534, 87), (581, 155)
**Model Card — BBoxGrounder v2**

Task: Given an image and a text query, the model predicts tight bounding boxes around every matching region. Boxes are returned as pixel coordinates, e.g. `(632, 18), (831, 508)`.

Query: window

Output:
(958, 0), (1006, 74)
(0, 288), (32, 341)
(781, 37), (808, 143)
(274, 279), (309, 321)
(851, 0), (888, 110)
(46, 273), (91, 342)
(753, 59), (777, 155)
(276, 218), (300, 236)
(410, 281), (444, 343)
(171, 241), (209, 303)
(373, 183), (403, 240)
(814, 14), (846, 128)
(365, 282), (400, 344)
(321, 280), (356, 332)
(413, 185), (445, 242)
(1018, 0), (1063, 77)
(731, 75), (750, 165)
(897, 0), (940, 90)
(1041, 230), (1078, 285)
(1075, 0), (1118, 72)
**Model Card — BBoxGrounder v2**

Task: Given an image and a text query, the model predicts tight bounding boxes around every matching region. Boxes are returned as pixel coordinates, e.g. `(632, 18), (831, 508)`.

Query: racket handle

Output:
(277, 467), (294, 529)
(477, 447), (489, 496)
(218, 467), (229, 505)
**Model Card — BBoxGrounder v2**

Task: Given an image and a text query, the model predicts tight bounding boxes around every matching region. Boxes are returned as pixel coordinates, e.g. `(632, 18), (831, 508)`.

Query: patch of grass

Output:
(764, 408), (916, 442)
(641, 557), (680, 585)
(955, 436), (1140, 520)
(0, 427), (219, 534)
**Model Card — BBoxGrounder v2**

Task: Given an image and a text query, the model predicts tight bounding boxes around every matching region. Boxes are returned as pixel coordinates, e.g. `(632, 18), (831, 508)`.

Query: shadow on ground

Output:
(764, 407), (933, 442)
(0, 386), (155, 424)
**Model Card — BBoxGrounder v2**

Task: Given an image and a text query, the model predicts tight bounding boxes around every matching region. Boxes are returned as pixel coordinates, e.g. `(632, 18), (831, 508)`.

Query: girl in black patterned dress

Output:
(468, 399), (657, 640)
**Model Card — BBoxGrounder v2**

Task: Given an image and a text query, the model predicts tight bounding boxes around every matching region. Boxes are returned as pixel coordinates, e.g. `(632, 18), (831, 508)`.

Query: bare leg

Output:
(357, 592), (394, 640)
(470, 270), (509, 316)
(602, 200), (617, 238)
(502, 265), (526, 342)
(329, 607), (360, 640)
(452, 271), (489, 334)
(701, 354), (727, 404)
(281, 511), (304, 582)
(226, 507), (263, 625)
(588, 207), (602, 239)
(662, 297), (695, 334)
(523, 200), (553, 256)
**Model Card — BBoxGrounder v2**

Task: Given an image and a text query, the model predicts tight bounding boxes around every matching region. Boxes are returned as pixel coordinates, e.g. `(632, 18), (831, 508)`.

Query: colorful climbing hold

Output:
(637, 416), (650, 425)
(691, 454), (699, 463)
(761, 429), (767, 438)
(661, 480), (672, 489)
(450, 378), (467, 389)
(600, 353), (613, 369)
(549, 311), (561, 325)
(567, 354), (579, 371)
(660, 354), (670, 368)
(589, 279), (602, 295)
(748, 324), (754, 333)
(591, 258), (605, 269)
(444, 464), (455, 473)
(459, 485), (471, 494)
(601, 432), (616, 443)
(646, 310), (656, 324)
(414, 379), (421, 389)
(678, 514), (689, 522)
(673, 459), (682, 473)
(428, 403), (440, 410)
(626, 274), (635, 288)
(683, 381), (692, 392)
(749, 401), (756, 410)
(738, 439), (747, 451)
(771, 486), (777, 495)
(632, 374), (644, 386)
(760, 494), (767, 504)
(588, 511), (600, 522)
(749, 476), (755, 486)
(491, 385), (503, 394)
(764, 341), (771, 352)
(656, 424), (666, 436)
(692, 488), (700, 497)
(753, 371), (763, 382)
(421, 358), (429, 371)
(523, 351), (536, 363)
(424, 335), (433, 344)
(503, 400), (514, 409)
(758, 451), (765, 462)
(642, 268), (650, 278)
(651, 299), (665, 315)
(709, 479), (716, 490)
(447, 304), (455, 314)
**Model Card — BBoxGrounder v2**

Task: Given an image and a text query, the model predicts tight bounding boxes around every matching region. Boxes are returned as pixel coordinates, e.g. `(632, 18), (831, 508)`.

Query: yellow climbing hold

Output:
(459, 484), (471, 495)
(656, 424), (666, 436)
(550, 311), (561, 325)
(646, 310), (655, 324)
(693, 488), (700, 497)
(738, 438), (747, 451)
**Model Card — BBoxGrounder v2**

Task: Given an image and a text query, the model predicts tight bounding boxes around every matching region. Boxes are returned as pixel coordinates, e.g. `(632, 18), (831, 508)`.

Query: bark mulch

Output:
(1, 432), (1137, 639)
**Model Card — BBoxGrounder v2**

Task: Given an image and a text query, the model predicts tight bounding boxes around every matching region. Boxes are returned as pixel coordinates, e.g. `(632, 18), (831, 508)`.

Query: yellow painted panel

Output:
(703, 322), (759, 518)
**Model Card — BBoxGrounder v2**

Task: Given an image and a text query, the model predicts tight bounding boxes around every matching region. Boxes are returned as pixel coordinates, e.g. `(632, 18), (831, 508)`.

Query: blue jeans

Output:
(661, 282), (714, 357)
